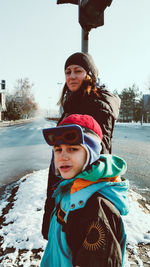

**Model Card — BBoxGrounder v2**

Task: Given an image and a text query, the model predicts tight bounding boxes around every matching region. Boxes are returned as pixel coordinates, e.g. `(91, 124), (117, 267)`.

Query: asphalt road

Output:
(0, 118), (56, 188)
(112, 123), (150, 201)
(0, 119), (150, 200)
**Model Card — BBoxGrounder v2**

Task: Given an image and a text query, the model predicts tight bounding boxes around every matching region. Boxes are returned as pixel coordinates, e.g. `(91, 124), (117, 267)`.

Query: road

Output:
(0, 119), (150, 200)
(112, 123), (150, 201)
(0, 118), (56, 188)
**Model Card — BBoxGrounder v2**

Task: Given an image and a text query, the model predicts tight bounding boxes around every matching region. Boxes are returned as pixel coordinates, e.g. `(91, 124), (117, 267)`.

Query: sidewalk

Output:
(0, 118), (36, 127)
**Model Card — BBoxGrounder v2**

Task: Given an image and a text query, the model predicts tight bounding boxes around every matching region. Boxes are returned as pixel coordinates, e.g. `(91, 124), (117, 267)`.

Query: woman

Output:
(42, 52), (121, 240)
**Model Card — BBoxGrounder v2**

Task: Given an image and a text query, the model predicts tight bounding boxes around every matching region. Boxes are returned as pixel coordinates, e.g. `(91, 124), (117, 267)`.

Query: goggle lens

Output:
(47, 128), (81, 146)
(43, 125), (84, 146)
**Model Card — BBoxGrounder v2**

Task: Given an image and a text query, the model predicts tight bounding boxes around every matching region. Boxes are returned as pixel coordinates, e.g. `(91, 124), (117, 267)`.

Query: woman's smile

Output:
(65, 65), (87, 92)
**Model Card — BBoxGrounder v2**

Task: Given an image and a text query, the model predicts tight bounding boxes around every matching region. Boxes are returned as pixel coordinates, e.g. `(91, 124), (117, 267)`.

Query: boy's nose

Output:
(61, 150), (69, 160)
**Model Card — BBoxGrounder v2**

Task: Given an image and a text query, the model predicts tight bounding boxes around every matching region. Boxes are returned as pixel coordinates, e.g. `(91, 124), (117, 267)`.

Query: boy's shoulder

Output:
(67, 192), (121, 226)
(77, 154), (127, 182)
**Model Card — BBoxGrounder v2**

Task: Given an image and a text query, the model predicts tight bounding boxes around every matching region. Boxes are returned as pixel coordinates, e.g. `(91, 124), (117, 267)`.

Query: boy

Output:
(41, 114), (129, 267)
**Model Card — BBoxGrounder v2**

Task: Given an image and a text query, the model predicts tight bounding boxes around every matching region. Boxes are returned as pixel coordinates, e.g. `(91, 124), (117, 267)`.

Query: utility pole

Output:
(0, 80), (6, 121)
(81, 29), (89, 53)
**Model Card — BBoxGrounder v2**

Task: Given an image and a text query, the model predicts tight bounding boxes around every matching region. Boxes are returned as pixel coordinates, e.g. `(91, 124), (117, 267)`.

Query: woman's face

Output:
(65, 65), (87, 92)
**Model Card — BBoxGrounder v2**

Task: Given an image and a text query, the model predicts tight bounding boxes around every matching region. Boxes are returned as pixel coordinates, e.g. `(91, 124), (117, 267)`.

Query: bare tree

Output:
(4, 78), (38, 120)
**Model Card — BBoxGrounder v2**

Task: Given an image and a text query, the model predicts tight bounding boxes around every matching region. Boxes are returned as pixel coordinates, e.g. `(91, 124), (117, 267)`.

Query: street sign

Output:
(143, 94), (150, 112)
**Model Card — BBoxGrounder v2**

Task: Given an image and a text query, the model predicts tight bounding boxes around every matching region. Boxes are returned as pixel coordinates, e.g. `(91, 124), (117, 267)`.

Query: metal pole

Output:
(141, 95), (144, 125)
(81, 28), (89, 53)
(141, 114), (143, 125)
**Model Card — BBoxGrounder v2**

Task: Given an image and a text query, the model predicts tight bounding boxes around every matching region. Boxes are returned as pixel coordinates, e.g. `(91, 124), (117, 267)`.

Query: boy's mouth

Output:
(59, 165), (72, 172)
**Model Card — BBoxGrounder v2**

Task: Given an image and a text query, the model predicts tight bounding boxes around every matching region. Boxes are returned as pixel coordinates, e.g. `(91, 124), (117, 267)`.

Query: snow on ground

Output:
(116, 122), (150, 127)
(0, 169), (150, 267)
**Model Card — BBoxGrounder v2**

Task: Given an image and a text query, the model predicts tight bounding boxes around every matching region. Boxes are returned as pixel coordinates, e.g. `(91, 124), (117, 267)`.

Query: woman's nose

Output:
(70, 71), (76, 79)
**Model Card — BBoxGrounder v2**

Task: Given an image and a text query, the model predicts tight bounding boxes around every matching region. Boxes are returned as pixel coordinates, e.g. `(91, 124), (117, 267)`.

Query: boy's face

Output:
(54, 144), (87, 179)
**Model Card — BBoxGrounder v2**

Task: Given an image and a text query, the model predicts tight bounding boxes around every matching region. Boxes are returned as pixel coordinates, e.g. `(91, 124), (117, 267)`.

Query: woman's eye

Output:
(65, 71), (71, 75)
(75, 70), (81, 73)
(65, 70), (82, 75)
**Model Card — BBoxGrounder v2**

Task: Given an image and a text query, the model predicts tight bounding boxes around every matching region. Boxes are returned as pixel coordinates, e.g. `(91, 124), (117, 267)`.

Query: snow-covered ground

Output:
(0, 169), (150, 267)
(116, 122), (150, 126)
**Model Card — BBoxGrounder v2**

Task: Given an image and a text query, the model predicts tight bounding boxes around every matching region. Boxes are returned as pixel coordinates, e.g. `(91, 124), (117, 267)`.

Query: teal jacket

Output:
(41, 155), (129, 267)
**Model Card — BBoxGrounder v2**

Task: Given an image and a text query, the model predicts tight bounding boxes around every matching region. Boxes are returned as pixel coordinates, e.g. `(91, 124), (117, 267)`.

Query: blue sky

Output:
(0, 0), (150, 109)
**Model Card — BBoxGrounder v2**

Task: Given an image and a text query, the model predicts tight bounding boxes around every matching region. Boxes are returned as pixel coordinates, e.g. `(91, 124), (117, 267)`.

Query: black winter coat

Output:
(42, 87), (121, 240)
(60, 87), (120, 154)
(62, 193), (124, 267)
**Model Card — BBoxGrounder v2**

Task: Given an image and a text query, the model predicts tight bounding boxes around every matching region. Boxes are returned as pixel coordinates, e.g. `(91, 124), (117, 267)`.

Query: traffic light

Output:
(1, 80), (5, 90)
(57, 0), (78, 4)
(57, 0), (113, 32)
(79, 0), (113, 32)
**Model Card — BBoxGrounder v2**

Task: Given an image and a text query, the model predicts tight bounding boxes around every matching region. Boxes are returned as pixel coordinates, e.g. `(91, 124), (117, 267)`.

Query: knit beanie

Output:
(58, 114), (103, 140)
(43, 114), (103, 172)
(64, 52), (99, 80)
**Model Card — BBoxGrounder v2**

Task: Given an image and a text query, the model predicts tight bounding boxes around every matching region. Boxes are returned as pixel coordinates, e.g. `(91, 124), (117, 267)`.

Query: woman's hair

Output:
(57, 75), (99, 108)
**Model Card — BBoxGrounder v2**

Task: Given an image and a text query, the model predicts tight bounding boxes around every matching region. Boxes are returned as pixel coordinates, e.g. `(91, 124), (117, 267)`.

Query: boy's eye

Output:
(54, 148), (62, 152)
(69, 147), (78, 152)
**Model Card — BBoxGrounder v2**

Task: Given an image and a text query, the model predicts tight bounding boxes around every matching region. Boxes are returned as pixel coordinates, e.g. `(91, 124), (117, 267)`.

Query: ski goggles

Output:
(43, 125), (84, 146)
